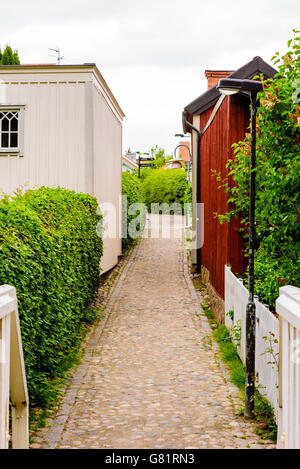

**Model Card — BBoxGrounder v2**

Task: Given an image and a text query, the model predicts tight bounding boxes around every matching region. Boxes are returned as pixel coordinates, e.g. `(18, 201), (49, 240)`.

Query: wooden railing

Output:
(0, 285), (29, 449)
(277, 285), (300, 449)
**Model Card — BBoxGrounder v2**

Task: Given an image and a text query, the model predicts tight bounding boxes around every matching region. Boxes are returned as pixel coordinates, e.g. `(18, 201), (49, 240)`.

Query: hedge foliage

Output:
(214, 32), (300, 308)
(142, 169), (188, 212)
(183, 183), (193, 216)
(122, 172), (146, 250)
(0, 187), (103, 407)
(183, 183), (192, 204)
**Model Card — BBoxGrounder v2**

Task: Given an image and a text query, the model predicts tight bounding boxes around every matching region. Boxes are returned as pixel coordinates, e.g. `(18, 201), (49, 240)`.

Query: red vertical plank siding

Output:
(198, 95), (249, 299)
(200, 98), (230, 298)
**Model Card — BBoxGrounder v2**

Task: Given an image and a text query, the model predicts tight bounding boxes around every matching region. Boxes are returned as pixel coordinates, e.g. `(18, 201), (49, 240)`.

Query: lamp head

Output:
(216, 78), (263, 96)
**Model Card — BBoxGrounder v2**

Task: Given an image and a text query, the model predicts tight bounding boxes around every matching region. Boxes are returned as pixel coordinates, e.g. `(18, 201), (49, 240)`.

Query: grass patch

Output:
(213, 325), (246, 390)
(29, 408), (53, 433)
(192, 278), (205, 294)
(201, 302), (277, 441)
(201, 302), (215, 321)
(253, 392), (278, 441)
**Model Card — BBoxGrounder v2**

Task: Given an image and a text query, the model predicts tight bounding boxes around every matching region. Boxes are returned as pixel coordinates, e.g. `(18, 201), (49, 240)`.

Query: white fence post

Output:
(276, 285), (300, 449)
(0, 285), (29, 449)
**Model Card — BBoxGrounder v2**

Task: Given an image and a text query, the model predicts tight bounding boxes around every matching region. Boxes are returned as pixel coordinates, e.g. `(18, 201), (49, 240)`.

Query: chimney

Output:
(205, 70), (233, 89)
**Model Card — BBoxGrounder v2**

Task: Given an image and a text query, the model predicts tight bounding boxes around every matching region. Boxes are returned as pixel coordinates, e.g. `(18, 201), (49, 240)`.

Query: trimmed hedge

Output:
(122, 172), (146, 250)
(184, 183), (193, 216)
(143, 169), (188, 211)
(0, 187), (103, 407)
(184, 183), (192, 204)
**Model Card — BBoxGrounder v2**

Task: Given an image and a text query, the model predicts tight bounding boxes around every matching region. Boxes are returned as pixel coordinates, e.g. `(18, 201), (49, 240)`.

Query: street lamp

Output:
(216, 77), (262, 418)
(173, 144), (192, 181)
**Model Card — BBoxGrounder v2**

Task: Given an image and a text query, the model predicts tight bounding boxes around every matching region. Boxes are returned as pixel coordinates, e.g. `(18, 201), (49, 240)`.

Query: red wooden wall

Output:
(199, 94), (249, 298)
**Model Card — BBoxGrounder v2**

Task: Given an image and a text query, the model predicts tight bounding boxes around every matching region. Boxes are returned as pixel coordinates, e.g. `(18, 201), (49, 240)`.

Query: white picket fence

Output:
(0, 285), (29, 449)
(224, 265), (279, 419)
(276, 286), (300, 449)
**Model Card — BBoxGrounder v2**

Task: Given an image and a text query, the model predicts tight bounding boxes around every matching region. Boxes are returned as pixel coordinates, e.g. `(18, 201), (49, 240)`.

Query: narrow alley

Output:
(36, 216), (275, 449)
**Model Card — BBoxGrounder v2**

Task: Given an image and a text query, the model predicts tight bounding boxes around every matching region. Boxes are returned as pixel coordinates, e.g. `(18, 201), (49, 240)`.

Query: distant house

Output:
(176, 141), (191, 163)
(162, 158), (185, 170)
(0, 63), (125, 273)
(182, 57), (277, 319)
(122, 151), (138, 172)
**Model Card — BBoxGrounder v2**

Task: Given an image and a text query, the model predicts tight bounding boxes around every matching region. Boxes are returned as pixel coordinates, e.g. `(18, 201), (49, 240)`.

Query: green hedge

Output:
(184, 183), (192, 216)
(0, 187), (103, 407)
(183, 183), (192, 204)
(143, 168), (188, 212)
(122, 172), (146, 250)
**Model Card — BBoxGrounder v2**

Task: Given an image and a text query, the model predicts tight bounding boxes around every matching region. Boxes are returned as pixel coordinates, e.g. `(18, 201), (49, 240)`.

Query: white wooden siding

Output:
(92, 81), (122, 272)
(0, 65), (124, 273)
(0, 81), (86, 194)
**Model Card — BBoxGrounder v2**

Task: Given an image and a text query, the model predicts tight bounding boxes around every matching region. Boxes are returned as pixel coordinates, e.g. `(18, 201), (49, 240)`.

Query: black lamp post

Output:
(216, 78), (262, 418)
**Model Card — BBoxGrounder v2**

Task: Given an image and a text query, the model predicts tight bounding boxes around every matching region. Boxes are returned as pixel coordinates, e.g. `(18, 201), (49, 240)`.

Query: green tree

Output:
(150, 145), (172, 169)
(138, 146), (172, 181)
(0, 45), (21, 65)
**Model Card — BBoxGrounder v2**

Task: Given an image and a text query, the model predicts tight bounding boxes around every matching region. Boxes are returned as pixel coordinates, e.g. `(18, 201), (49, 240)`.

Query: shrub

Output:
(0, 187), (103, 407)
(150, 145), (172, 169)
(122, 172), (146, 250)
(213, 32), (300, 308)
(142, 168), (188, 212)
(183, 183), (192, 204)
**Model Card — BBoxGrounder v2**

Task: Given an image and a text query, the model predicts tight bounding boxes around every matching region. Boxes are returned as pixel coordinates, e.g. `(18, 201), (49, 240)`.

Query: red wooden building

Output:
(183, 57), (277, 303)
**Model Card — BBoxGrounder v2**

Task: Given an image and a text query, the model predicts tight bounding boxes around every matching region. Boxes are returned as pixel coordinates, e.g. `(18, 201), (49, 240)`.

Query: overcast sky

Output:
(1, 0), (299, 155)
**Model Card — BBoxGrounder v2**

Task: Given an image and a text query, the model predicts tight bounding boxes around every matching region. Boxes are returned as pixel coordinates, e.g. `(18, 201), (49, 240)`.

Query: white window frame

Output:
(0, 105), (25, 157)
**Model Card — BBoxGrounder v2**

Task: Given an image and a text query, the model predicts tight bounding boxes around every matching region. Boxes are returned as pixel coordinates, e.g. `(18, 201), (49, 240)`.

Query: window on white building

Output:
(0, 111), (19, 149)
(0, 106), (24, 156)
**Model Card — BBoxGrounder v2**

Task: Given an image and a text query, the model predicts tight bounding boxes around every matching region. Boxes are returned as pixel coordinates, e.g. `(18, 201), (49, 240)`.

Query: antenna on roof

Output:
(49, 47), (64, 65)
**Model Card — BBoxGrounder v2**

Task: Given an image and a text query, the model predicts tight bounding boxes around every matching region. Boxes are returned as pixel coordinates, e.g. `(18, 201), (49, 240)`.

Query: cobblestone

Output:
(34, 215), (275, 449)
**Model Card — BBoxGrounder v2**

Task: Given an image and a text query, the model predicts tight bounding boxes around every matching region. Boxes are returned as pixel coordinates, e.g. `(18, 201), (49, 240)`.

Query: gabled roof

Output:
(122, 155), (138, 169)
(184, 56), (278, 116)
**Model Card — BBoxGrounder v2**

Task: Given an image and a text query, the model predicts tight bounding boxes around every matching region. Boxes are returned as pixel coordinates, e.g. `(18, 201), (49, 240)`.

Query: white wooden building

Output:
(0, 64), (125, 273)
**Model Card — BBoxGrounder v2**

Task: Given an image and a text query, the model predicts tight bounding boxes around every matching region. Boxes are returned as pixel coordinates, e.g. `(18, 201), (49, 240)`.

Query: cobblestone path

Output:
(37, 216), (275, 449)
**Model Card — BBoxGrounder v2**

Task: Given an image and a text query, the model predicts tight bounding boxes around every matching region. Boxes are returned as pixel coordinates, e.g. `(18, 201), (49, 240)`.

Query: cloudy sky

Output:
(1, 0), (299, 155)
